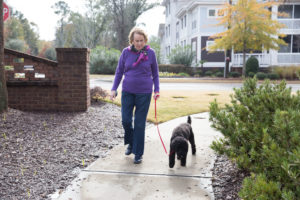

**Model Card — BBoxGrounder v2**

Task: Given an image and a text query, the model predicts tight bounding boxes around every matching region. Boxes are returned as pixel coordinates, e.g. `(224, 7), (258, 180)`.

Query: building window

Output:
(181, 18), (183, 29)
(278, 5), (293, 18)
(184, 15), (187, 27)
(176, 21), (179, 43)
(279, 35), (292, 53)
(292, 35), (300, 53)
(206, 41), (222, 51)
(295, 5), (300, 18)
(192, 20), (197, 30)
(165, 27), (168, 37)
(184, 40), (186, 47)
(280, 34), (300, 53)
(208, 8), (224, 18)
(208, 9), (216, 17)
(168, 24), (171, 37)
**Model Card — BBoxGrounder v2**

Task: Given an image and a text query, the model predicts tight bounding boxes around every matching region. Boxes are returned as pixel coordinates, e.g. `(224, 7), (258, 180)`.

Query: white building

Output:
(159, 0), (300, 69)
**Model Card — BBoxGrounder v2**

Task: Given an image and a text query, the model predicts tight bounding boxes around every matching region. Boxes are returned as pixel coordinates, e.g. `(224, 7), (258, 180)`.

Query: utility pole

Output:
(0, 0), (8, 113)
(224, 0), (232, 78)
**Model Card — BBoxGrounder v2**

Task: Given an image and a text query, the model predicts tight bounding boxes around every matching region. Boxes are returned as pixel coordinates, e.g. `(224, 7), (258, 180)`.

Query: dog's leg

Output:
(169, 146), (176, 168)
(189, 129), (196, 155)
(180, 153), (187, 166)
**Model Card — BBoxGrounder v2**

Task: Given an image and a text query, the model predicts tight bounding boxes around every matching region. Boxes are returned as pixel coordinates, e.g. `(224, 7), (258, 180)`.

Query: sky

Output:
(5, 0), (165, 41)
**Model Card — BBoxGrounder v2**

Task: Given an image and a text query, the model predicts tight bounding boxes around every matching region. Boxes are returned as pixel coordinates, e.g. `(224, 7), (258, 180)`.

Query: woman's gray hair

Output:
(128, 27), (148, 45)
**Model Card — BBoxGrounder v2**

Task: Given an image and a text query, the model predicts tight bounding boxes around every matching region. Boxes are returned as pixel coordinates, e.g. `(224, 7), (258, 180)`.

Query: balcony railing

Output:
(278, 53), (300, 64)
(233, 53), (271, 67)
(278, 19), (300, 30)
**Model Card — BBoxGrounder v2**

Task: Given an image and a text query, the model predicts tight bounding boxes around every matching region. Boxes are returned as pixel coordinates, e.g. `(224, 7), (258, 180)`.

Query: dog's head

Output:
(171, 136), (188, 159)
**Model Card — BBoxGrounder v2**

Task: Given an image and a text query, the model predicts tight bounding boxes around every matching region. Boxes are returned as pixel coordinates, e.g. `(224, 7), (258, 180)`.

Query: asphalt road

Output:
(90, 79), (300, 92)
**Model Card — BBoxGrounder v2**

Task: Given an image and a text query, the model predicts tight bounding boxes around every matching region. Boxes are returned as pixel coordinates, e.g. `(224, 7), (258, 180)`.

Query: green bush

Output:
(167, 45), (195, 67)
(239, 174), (282, 200)
(204, 71), (213, 77)
(90, 46), (121, 74)
(248, 72), (255, 78)
(256, 72), (266, 80)
(209, 78), (300, 199)
(158, 64), (201, 76)
(229, 71), (241, 77)
(45, 47), (57, 61)
(267, 73), (280, 80)
(177, 72), (190, 77)
(215, 71), (223, 77)
(246, 56), (259, 76)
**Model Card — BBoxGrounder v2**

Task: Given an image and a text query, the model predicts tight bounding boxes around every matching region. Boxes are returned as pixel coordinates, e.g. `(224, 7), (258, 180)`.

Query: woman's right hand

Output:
(110, 90), (117, 101)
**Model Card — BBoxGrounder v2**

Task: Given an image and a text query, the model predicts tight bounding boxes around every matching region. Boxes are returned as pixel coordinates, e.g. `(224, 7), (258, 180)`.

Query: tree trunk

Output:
(0, 0), (8, 113)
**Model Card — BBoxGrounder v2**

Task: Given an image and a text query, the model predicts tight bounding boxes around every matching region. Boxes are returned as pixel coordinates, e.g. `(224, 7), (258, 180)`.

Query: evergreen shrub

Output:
(215, 71), (223, 77)
(167, 45), (195, 67)
(209, 78), (300, 199)
(204, 71), (213, 77)
(256, 72), (266, 80)
(229, 71), (241, 77)
(90, 46), (121, 74)
(267, 73), (280, 80)
(246, 56), (259, 76)
(248, 72), (255, 78)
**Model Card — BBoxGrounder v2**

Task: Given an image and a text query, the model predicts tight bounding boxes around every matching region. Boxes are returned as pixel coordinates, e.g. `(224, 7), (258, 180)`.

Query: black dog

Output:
(169, 116), (196, 168)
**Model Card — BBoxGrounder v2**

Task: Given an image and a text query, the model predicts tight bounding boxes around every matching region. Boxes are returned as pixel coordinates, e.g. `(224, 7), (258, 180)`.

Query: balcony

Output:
(232, 53), (271, 67)
(278, 19), (300, 30)
(278, 53), (300, 64)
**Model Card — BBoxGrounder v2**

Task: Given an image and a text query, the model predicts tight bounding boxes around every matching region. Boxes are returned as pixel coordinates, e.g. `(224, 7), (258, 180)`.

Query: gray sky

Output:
(6, 0), (165, 41)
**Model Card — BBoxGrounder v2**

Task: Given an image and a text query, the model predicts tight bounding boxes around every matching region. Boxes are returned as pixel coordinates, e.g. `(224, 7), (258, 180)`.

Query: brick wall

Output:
(4, 48), (90, 112)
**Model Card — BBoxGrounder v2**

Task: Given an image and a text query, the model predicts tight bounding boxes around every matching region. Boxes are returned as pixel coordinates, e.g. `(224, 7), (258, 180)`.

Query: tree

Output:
(101, 0), (157, 51)
(52, 1), (71, 47)
(209, 0), (286, 76)
(0, 0), (8, 113)
(67, 0), (107, 48)
(4, 10), (39, 55)
(148, 36), (161, 64)
(168, 45), (195, 67)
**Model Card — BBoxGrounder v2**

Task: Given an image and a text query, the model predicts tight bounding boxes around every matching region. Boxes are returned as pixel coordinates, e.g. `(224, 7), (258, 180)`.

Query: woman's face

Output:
(132, 33), (146, 51)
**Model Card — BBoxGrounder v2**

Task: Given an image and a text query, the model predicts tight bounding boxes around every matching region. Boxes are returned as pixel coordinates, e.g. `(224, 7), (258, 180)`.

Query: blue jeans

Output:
(121, 91), (152, 156)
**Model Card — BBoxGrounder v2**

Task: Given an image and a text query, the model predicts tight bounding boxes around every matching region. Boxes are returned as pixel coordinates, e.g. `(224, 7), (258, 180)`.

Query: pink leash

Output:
(154, 98), (169, 155)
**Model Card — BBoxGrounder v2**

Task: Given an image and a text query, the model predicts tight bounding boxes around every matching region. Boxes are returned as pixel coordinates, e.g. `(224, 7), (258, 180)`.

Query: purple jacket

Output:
(111, 46), (160, 94)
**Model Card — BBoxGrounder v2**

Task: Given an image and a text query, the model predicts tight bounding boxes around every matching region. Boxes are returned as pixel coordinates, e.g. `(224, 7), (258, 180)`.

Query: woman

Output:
(110, 27), (160, 164)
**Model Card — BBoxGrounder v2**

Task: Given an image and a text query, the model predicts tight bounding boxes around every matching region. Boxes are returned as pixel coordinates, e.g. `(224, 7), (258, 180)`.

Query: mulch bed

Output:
(0, 102), (246, 200)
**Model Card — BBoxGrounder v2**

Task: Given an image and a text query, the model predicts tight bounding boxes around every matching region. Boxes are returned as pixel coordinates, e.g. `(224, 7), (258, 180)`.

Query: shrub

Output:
(177, 72), (190, 77)
(267, 73), (280, 80)
(209, 77), (300, 199)
(215, 71), (223, 77)
(229, 71), (241, 78)
(204, 71), (213, 77)
(44, 47), (57, 61)
(90, 86), (108, 102)
(167, 45), (195, 67)
(248, 72), (255, 78)
(272, 65), (300, 80)
(90, 46), (121, 74)
(246, 56), (259, 76)
(239, 174), (282, 200)
(5, 39), (26, 52)
(256, 72), (266, 80)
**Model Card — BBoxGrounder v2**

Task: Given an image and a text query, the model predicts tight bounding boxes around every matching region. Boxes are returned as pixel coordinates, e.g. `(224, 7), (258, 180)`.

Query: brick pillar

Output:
(56, 48), (90, 112)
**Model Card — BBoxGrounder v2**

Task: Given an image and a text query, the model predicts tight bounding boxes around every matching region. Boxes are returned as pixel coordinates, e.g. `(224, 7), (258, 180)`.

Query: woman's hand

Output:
(153, 92), (160, 100)
(110, 90), (117, 101)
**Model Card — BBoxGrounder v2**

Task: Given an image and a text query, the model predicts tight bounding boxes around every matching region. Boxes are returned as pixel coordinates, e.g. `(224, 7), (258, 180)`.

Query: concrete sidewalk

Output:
(51, 112), (222, 200)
